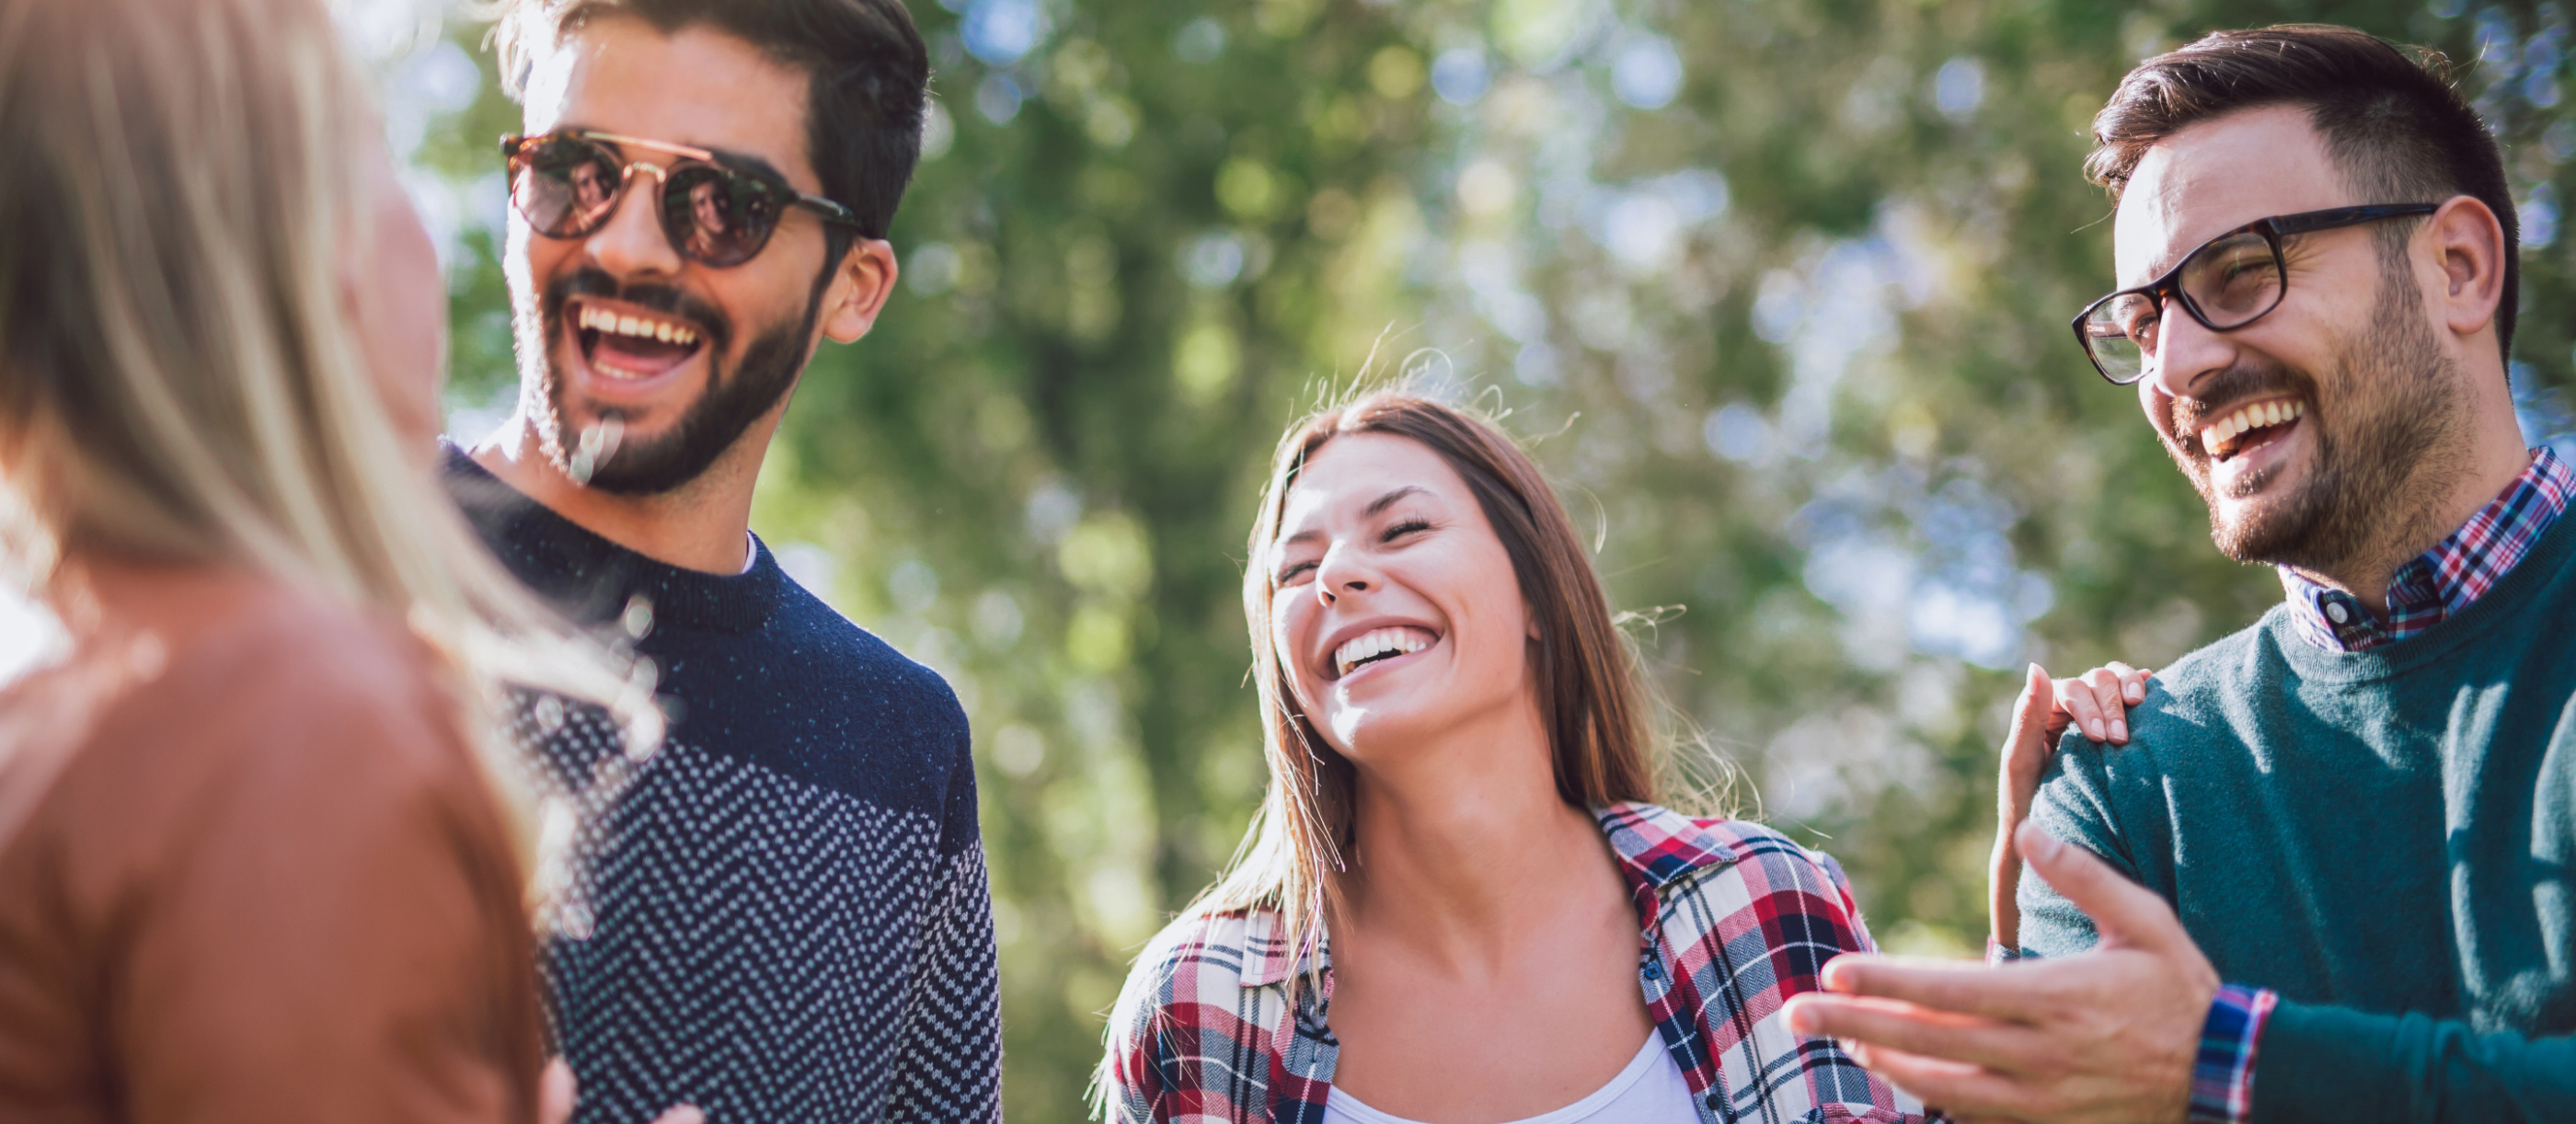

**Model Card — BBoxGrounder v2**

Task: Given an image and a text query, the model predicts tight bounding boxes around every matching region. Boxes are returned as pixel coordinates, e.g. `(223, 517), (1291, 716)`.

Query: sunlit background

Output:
(6, 0), (2576, 1117)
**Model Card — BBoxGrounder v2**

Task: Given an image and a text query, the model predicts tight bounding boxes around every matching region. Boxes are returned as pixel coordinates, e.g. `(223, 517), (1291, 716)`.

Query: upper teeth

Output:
(579, 304), (698, 347)
(2198, 398), (2304, 459)
(1335, 627), (1431, 676)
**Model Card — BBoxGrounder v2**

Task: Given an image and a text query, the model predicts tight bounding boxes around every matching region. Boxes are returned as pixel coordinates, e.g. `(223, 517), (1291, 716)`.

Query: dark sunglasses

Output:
(2071, 203), (2439, 385)
(501, 130), (859, 268)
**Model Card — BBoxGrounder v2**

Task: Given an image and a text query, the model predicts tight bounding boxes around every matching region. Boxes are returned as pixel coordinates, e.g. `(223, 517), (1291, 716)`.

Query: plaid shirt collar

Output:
(2283, 447), (2573, 652)
(1234, 803), (1766, 987)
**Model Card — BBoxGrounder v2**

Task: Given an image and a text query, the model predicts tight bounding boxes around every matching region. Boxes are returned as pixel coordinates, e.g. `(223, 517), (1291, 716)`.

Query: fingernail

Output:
(2111, 719), (2127, 741)
(2087, 719), (2104, 740)
(1786, 1001), (1818, 1035)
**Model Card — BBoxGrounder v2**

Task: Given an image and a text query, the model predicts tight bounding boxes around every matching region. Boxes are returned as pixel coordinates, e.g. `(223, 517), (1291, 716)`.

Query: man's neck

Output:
(2285, 425), (2534, 614)
(470, 415), (764, 575)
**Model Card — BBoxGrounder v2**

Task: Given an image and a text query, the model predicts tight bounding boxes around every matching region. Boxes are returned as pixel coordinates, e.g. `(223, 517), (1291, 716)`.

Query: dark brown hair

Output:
(2087, 24), (2519, 360)
(1178, 389), (1655, 977)
(492, 0), (927, 247)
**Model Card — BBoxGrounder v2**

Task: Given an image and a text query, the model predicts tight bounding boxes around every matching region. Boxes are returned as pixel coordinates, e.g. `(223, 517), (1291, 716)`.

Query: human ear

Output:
(820, 236), (898, 344)
(2426, 196), (2506, 340)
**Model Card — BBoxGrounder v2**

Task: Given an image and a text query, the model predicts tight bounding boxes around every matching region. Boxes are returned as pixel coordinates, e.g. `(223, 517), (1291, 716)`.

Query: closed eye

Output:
(1382, 517), (1432, 542)
(1274, 558), (1317, 585)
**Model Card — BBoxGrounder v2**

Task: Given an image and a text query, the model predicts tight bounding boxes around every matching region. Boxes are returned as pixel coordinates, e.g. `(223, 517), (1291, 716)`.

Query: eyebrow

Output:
(1364, 486), (1428, 517)
(1271, 487), (1432, 555)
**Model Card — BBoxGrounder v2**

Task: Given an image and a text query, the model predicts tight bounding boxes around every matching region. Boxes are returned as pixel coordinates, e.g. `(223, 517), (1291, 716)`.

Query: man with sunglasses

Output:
(440, 1), (1000, 1121)
(1785, 25), (2575, 1123)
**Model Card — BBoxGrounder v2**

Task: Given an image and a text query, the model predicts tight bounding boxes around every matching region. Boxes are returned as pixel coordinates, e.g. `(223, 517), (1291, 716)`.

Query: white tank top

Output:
(1319, 1037), (1700, 1124)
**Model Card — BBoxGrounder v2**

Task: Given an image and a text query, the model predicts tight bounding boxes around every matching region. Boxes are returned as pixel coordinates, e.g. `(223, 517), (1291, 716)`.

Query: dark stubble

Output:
(2169, 252), (2469, 572)
(517, 264), (822, 496)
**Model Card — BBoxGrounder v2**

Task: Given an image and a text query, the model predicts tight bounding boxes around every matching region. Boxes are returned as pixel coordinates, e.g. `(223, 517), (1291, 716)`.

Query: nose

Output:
(2145, 300), (2235, 402)
(586, 165), (684, 279)
(1311, 543), (1374, 606)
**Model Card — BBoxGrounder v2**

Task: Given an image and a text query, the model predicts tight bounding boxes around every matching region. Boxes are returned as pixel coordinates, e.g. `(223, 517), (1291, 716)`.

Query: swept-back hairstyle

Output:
(0, 0), (652, 854)
(2087, 24), (2519, 361)
(489, 0), (928, 251)
(1186, 389), (1658, 974)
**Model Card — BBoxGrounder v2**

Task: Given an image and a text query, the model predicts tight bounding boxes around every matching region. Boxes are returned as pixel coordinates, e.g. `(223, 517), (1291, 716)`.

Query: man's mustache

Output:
(2166, 362), (2312, 446)
(543, 266), (733, 356)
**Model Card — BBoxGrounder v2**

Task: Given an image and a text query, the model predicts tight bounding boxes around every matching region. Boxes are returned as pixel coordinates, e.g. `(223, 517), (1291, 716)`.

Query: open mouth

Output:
(572, 299), (707, 382)
(2197, 396), (2306, 463)
(1330, 626), (1438, 680)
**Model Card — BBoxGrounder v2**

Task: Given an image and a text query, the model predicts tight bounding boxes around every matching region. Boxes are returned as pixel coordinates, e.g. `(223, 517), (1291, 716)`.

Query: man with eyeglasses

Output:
(439, 1), (1000, 1121)
(1785, 24), (2575, 1123)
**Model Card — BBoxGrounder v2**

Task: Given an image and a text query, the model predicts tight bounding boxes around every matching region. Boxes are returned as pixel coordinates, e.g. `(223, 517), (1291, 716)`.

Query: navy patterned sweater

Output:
(443, 448), (1001, 1124)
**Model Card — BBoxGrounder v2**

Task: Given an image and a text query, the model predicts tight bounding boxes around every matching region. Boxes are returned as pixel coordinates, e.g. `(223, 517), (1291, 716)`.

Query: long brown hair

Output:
(1188, 388), (1657, 970)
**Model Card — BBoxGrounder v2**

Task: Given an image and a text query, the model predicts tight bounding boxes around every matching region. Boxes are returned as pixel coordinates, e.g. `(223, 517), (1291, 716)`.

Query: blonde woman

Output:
(0, 0), (668, 1120)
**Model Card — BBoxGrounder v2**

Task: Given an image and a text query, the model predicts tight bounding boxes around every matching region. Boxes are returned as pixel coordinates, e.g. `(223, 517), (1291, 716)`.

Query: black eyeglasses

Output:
(501, 130), (859, 268)
(2071, 203), (2439, 384)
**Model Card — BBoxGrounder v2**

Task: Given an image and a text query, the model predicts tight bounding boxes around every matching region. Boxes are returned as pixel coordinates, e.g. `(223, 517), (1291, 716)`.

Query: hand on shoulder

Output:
(1989, 660), (2151, 952)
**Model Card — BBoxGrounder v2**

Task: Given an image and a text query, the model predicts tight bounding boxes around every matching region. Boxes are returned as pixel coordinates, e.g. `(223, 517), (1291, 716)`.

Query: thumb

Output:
(540, 1060), (576, 1124)
(2015, 820), (2185, 953)
(2011, 662), (2057, 748)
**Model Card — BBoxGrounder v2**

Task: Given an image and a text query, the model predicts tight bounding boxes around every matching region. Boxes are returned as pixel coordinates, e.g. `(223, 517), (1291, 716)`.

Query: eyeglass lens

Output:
(509, 135), (783, 267)
(2079, 229), (2285, 383)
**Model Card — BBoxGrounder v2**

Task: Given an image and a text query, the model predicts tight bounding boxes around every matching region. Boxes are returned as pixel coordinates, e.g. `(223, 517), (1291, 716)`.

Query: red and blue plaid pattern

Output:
(1098, 802), (1925, 1123)
(2285, 447), (2571, 651)
(2189, 985), (2276, 1123)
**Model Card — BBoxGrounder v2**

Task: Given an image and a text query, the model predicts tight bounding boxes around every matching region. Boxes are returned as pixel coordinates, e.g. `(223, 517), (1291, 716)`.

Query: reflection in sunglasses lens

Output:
(510, 135), (791, 266)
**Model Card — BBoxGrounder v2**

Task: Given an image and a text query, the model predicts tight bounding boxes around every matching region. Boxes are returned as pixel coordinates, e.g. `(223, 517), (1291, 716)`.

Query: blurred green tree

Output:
(381, 0), (2576, 1117)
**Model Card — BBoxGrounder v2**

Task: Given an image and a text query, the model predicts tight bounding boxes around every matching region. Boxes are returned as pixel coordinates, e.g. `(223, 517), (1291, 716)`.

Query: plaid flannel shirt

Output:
(2283, 446), (2571, 652)
(1099, 801), (1925, 1123)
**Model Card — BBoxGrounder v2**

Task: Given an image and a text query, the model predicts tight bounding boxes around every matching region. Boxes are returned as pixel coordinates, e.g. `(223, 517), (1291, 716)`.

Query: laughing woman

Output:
(1098, 391), (1926, 1124)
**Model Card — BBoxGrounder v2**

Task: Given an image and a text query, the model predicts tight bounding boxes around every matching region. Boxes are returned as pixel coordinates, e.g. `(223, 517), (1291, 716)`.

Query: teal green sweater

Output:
(2020, 512), (2576, 1122)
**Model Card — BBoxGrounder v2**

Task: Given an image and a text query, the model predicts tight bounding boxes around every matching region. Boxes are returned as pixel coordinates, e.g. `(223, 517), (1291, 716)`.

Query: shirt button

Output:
(2326, 602), (2350, 624)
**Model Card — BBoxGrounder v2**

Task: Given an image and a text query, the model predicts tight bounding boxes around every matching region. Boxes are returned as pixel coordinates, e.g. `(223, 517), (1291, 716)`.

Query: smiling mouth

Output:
(573, 300), (707, 381)
(2197, 396), (2306, 463)
(1331, 626), (1437, 679)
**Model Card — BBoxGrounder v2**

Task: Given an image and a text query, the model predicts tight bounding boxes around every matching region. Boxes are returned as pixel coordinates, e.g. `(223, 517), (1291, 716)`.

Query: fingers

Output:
(541, 1060), (575, 1124)
(1829, 1043), (2038, 1122)
(2052, 677), (2108, 743)
(1781, 992), (2032, 1072)
(2106, 660), (2151, 705)
(650, 1107), (706, 1124)
(2013, 821), (2184, 954)
(2023, 663), (2071, 745)
(2003, 664), (2056, 783)
(1816, 952), (2048, 1023)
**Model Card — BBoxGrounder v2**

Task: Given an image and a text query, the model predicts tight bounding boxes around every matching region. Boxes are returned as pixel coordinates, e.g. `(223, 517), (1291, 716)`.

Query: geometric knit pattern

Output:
(1101, 801), (1922, 1123)
(444, 446), (1001, 1124)
(534, 718), (999, 1124)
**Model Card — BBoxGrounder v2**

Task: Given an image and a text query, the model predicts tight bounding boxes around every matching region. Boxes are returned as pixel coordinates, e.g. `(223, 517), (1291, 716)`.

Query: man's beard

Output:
(2168, 258), (2468, 572)
(515, 265), (819, 496)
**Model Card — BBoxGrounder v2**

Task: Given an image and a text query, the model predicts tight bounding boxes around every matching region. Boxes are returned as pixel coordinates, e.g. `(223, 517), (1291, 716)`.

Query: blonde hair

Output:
(0, 0), (654, 859)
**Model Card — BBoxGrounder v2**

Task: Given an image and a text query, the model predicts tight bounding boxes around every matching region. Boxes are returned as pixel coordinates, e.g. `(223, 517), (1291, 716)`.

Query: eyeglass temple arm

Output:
(2268, 203), (2441, 235)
